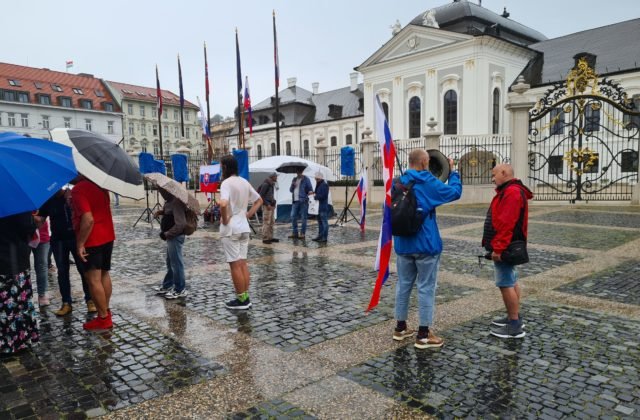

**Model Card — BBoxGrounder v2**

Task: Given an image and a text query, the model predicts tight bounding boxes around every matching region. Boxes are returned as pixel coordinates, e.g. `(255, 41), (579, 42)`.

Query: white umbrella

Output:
(50, 128), (144, 200)
(144, 173), (200, 213)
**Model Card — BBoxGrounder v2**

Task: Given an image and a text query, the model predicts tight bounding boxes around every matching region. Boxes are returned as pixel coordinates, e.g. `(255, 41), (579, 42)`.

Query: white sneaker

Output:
(164, 289), (188, 299)
(153, 286), (173, 295)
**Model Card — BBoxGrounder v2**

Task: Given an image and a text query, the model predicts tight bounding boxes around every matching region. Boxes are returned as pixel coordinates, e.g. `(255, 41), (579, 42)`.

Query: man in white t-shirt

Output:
(219, 155), (263, 309)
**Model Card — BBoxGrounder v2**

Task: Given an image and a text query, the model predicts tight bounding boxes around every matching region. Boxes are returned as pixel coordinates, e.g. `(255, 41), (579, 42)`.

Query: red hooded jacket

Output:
(482, 179), (533, 255)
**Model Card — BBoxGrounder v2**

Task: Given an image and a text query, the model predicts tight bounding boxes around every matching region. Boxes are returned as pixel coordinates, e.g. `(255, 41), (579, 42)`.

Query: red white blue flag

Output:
(367, 95), (396, 312)
(357, 169), (367, 232)
(244, 76), (253, 135)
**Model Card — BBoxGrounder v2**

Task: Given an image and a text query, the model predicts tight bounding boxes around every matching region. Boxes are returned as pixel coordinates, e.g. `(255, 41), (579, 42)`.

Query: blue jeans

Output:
(290, 200), (308, 235)
(317, 209), (329, 240)
(51, 238), (91, 304)
(493, 261), (518, 288)
(163, 235), (185, 293)
(32, 242), (50, 297)
(395, 253), (440, 327)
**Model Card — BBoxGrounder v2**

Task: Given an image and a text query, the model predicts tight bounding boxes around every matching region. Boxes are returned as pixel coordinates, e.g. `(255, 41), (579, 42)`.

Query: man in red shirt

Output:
(71, 176), (116, 330)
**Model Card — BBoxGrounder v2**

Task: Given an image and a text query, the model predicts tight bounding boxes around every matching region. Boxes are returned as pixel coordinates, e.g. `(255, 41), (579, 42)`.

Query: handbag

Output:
(308, 197), (319, 216)
(501, 240), (529, 265)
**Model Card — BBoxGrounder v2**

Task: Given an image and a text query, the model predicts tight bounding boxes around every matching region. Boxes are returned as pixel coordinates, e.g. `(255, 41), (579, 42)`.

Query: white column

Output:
(505, 77), (536, 187)
(392, 76), (404, 139)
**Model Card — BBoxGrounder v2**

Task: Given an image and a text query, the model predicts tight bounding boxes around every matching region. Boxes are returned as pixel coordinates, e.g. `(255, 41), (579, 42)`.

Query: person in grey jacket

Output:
(153, 189), (188, 299)
(258, 172), (279, 244)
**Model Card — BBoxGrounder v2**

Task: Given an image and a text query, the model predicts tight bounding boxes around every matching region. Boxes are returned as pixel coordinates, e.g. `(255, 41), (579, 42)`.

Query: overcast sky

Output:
(4, 1), (637, 118)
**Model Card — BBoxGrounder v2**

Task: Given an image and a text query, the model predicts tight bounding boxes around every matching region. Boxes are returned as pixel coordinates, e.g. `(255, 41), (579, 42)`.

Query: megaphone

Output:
(427, 149), (450, 182)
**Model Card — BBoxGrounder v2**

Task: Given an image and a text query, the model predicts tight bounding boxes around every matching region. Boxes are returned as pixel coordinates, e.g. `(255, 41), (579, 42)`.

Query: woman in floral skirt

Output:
(0, 211), (40, 355)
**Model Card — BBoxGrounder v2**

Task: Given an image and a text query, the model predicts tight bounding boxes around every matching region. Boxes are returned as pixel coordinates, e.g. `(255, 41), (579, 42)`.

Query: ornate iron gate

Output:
(529, 58), (640, 201)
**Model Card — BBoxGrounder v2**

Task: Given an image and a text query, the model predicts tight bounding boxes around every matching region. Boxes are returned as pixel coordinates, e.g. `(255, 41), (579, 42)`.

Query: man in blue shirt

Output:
(289, 167), (313, 239)
(392, 149), (462, 349)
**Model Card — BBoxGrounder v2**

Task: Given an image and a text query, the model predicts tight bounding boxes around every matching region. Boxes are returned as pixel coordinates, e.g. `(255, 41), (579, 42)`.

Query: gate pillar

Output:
(506, 76), (536, 187)
(361, 127), (377, 195)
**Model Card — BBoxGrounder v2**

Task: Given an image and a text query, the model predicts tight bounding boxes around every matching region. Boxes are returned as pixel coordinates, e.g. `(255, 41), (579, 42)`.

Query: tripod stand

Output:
(333, 184), (360, 226)
(133, 180), (156, 227)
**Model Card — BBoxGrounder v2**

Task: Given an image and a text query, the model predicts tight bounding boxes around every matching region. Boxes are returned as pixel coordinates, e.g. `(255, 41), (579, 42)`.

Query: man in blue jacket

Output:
(289, 167), (313, 239)
(392, 149), (462, 349)
(311, 171), (330, 243)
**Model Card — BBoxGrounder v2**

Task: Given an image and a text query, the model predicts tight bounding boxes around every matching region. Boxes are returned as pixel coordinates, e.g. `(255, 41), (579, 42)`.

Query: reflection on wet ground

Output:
(2, 204), (640, 418)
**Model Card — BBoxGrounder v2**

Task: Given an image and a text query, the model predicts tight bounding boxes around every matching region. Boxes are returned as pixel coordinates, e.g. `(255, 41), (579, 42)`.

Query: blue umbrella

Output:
(0, 132), (77, 217)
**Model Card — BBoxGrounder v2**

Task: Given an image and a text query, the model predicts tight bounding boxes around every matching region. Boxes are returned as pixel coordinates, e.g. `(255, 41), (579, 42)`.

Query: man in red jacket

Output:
(482, 164), (533, 339)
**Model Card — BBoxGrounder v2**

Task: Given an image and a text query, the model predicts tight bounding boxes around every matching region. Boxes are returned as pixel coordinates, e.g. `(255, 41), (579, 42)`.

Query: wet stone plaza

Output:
(1, 204), (640, 419)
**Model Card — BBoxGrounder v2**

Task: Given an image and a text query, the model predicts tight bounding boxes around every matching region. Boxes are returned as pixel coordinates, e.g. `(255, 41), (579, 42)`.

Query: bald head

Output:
(491, 163), (514, 186)
(409, 149), (429, 171)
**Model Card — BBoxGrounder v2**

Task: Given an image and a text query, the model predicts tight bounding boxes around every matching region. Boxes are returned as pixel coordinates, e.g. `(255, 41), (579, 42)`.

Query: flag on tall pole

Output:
(357, 169), (368, 232)
(244, 76), (253, 136)
(367, 95), (397, 312)
(178, 54), (185, 138)
(273, 10), (281, 155)
(204, 42), (211, 139)
(235, 28), (245, 149)
(197, 96), (213, 162)
(156, 65), (164, 157)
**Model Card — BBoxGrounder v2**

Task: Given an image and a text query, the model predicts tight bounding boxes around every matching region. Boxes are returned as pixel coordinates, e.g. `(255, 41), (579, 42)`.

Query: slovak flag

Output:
(244, 76), (253, 135)
(367, 95), (396, 312)
(357, 170), (367, 232)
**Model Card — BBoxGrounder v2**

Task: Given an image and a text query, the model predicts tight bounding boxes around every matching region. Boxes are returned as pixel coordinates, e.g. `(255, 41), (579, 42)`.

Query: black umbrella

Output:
(50, 128), (144, 199)
(276, 161), (308, 174)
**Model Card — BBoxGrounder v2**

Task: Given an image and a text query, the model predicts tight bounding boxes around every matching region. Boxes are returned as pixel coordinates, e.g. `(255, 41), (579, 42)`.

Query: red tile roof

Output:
(108, 81), (198, 110)
(0, 62), (120, 112)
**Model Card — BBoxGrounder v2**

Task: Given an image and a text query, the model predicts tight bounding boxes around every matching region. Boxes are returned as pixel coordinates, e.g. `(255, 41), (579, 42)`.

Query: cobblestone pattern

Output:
(0, 310), (224, 418)
(457, 222), (639, 250)
(229, 399), (316, 419)
(348, 239), (582, 279)
(111, 236), (283, 278)
(531, 211), (640, 229)
(557, 259), (640, 306)
(272, 224), (380, 244)
(341, 302), (640, 418)
(177, 257), (479, 352)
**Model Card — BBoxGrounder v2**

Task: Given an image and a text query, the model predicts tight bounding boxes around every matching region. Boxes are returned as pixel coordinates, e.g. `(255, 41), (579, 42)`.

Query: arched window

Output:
(257, 144), (263, 159)
(345, 134), (353, 145)
(303, 140), (309, 157)
(492, 88), (500, 134)
(408, 96), (421, 138)
(444, 90), (458, 135)
(270, 143), (276, 156)
(153, 141), (159, 156)
(141, 140), (148, 153)
(330, 136), (337, 147)
(285, 141), (291, 155)
(382, 102), (390, 122)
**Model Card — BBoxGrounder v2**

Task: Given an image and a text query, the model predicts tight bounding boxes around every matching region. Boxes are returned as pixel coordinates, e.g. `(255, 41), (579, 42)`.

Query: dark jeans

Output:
(51, 238), (91, 304)
(162, 235), (186, 293)
(317, 209), (329, 240)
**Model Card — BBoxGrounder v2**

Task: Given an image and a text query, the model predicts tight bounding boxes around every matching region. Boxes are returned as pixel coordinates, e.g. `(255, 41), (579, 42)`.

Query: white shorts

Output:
(221, 233), (250, 262)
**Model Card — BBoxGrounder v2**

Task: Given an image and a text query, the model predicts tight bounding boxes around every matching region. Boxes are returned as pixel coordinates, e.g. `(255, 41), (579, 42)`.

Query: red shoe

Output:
(83, 315), (113, 330)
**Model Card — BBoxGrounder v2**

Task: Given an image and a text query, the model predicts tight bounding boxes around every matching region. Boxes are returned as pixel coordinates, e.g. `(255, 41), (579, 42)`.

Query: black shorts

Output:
(81, 241), (113, 271)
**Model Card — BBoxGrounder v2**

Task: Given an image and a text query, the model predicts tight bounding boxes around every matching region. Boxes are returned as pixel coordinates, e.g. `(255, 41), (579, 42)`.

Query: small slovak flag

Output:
(65, 60), (73, 70)
(357, 170), (367, 231)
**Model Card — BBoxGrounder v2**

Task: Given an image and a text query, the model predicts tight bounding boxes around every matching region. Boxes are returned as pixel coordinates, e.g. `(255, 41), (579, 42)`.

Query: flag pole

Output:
(235, 28), (245, 149)
(178, 54), (185, 138)
(273, 10), (281, 155)
(204, 42), (212, 152)
(156, 65), (164, 157)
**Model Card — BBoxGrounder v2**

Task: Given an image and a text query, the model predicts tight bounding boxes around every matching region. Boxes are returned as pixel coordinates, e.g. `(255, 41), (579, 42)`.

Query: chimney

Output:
(350, 72), (359, 92)
(287, 77), (297, 88)
(312, 82), (319, 94)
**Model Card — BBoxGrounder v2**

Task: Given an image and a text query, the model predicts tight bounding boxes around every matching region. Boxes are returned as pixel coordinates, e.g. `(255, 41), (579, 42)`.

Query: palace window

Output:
(129, 123), (134, 135)
(621, 151), (639, 173)
(303, 140), (310, 157)
(270, 143), (276, 156)
(408, 96), (421, 138)
(42, 115), (50, 129)
(85, 119), (92, 131)
(8, 113), (15, 127)
(492, 88), (500, 134)
(345, 134), (353, 145)
(107, 121), (114, 134)
(330, 136), (337, 147)
(443, 90), (457, 135)
(21, 114), (29, 127)
(550, 108), (565, 135)
(548, 155), (563, 175)
(285, 141), (291, 155)
(127, 104), (134, 115)
(584, 105), (600, 132)
(257, 144), (263, 159)
(140, 105), (145, 117)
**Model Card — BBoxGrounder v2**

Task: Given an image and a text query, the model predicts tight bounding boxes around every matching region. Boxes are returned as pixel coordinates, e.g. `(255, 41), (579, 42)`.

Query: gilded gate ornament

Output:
(563, 147), (599, 176)
(566, 57), (599, 97)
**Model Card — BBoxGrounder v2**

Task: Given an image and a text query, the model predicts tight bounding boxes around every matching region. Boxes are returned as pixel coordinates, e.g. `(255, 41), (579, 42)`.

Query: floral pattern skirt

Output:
(0, 271), (39, 354)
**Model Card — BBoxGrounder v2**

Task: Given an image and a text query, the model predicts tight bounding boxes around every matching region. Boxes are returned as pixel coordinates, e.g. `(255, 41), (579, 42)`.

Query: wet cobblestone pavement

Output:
(1, 203), (639, 419)
(340, 301), (640, 418)
(557, 259), (640, 306)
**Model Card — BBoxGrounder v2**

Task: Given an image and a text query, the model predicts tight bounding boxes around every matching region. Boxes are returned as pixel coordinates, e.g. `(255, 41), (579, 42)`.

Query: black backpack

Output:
(391, 180), (427, 236)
